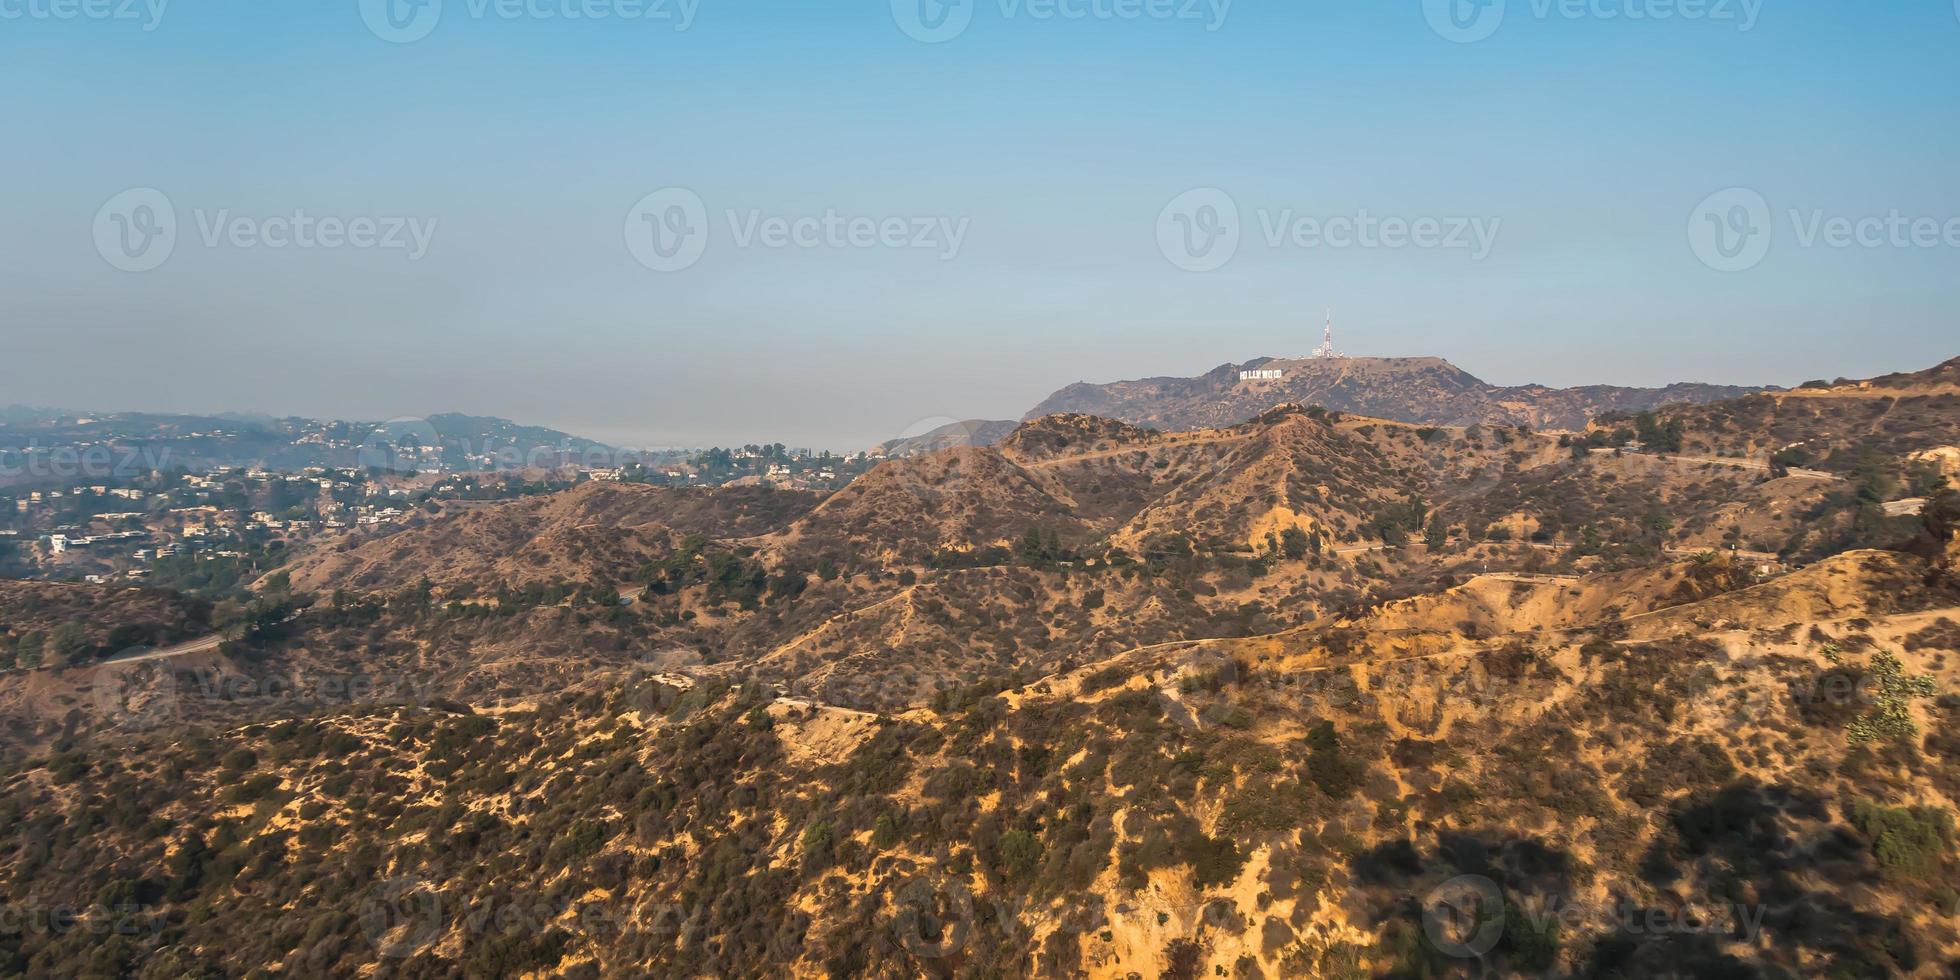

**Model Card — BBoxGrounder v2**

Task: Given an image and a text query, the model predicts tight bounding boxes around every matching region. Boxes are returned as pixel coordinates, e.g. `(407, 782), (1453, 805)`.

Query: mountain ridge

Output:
(1027, 354), (1774, 432)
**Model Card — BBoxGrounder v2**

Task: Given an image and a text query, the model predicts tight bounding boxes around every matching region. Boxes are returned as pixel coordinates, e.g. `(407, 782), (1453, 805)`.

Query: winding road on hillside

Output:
(1596, 447), (1839, 482)
(100, 632), (228, 665)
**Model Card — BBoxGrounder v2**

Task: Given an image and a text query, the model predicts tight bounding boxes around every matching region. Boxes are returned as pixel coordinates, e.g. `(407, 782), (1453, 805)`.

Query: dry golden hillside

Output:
(277, 482), (817, 595)
(3, 536), (1954, 978)
(2, 359), (1957, 979)
(1652, 356), (1960, 472)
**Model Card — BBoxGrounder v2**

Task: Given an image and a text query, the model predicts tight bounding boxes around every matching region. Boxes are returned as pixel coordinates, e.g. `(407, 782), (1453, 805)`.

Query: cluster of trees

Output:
(3, 623), (88, 669)
(2, 585), (215, 671)
(1632, 410), (1686, 453)
(1369, 494), (1428, 546)
(639, 535), (811, 612)
(144, 543), (285, 598)
(1013, 528), (1072, 567)
(1268, 526), (1319, 559)
(1562, 409), (1682, 455)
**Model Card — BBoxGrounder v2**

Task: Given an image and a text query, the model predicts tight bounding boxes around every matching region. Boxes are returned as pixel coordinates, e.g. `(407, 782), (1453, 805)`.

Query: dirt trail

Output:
(1017, 431), (1256, 470)
(759, 586), (922, 663)
(100, 633), (226, 665)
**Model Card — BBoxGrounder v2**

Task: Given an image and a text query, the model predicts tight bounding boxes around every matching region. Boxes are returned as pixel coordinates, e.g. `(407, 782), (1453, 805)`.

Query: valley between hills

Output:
(1, 357), (1958, 978)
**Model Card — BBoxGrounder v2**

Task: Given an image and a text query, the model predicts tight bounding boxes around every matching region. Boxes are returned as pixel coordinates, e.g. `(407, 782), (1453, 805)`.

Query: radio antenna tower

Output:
(1311, 309), (1344, 359)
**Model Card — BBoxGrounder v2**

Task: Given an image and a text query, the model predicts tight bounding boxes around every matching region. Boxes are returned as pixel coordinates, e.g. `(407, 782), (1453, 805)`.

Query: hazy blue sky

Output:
(3, 0), (1956, 448)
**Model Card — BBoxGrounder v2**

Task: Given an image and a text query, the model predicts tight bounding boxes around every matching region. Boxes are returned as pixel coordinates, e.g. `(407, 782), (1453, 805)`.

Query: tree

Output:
(1924, 488), (1960, 545)
(14, 631), (45, 670)
(1279, 527), (1312, 560)
(1424, 517), (1449, 549)
(1633, 410), (1685, 453)
(1016, 528), (1055, 566)
(1371, 494), (1427, 546)
(50, 623), (91, 667)
(998, 829), (1044, 880)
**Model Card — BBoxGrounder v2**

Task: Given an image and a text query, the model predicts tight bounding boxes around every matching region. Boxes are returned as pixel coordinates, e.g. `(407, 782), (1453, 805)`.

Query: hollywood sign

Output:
(1240, 369), (1284, 381)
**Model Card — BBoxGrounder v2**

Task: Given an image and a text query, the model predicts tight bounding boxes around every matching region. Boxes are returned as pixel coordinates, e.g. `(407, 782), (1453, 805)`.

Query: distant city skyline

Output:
(4, 1), (1956, 448)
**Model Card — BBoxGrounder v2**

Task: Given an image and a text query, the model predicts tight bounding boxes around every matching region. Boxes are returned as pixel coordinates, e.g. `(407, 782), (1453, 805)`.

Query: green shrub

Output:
(998, 829), (1043, 880)
(1847, 652), (1936, 744)
(1850, 800), (1953, 880)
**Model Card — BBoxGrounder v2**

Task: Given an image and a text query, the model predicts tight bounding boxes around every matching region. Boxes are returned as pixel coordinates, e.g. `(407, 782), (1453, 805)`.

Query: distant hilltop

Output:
(880, 354), (1775, 456)
(1025, 355), (1774, 433)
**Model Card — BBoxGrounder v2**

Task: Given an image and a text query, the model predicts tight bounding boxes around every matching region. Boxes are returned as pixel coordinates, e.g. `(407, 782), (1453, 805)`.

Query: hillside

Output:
(1, 541), (1955, 977)
(1628, 356), (1960, 474)
(0, 357), (1955, 978)
(1027, 355), (1767, 433)
(0, 580), (211, 669)
(277, 483), (818, 595)
(0, 409), (616, 487)
(881, 419), (1019, 457)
